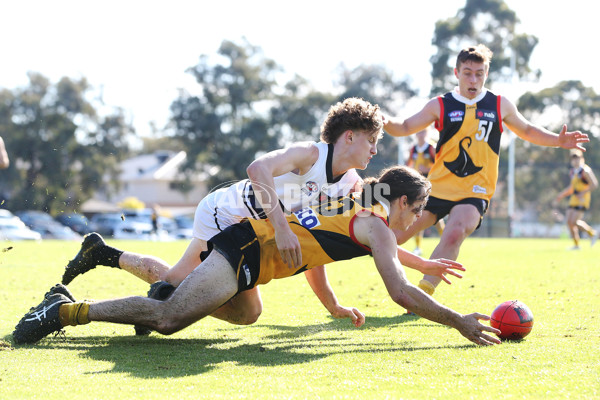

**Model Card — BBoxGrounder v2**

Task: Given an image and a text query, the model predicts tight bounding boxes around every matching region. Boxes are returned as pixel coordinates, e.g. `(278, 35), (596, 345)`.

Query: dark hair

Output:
(320, 97), (383, 144)
(359, 165), (431, 207)
(456, 44), (493, 70)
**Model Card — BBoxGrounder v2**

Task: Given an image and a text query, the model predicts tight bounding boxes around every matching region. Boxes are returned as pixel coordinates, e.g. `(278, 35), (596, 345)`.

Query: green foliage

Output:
(1, 238), (598, 399)
(430, 0), (539, 95)
(513, 81), (600, 223)
(171, 40), (417, 187)
(0, 73), (132, 214)
(170, 39), (281, 187)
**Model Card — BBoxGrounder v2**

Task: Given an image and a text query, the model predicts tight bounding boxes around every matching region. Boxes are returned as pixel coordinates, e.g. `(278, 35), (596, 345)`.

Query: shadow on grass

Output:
(248, 314), (442, 340)
(2, 314), (476, 379)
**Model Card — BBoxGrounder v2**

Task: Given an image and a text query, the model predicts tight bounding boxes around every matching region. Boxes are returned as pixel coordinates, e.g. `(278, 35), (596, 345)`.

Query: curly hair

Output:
(320, 97), (383, 144)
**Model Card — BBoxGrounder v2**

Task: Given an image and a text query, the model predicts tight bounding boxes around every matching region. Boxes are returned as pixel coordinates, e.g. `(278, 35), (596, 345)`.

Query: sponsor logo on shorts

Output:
(242, 264), (251, 286)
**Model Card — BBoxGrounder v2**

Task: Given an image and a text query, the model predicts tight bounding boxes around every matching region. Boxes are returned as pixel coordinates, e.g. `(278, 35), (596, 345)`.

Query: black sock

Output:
(95, 245), (124, 269)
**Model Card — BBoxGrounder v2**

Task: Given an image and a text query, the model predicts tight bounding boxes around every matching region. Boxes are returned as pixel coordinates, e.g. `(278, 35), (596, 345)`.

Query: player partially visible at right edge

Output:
(384, 44), (589, 309)
(555, 149), (598, 250)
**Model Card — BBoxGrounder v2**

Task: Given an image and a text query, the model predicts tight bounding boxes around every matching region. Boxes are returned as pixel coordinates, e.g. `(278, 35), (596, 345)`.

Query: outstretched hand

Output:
(558, 124), (589, 151)
(330, 305), (365, 328)
(419, 258), (465, 284)
(457, 313), (502, 346)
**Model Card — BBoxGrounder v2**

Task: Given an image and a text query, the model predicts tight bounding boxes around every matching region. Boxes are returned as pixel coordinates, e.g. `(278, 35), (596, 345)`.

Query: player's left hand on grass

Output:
(330, 305), (365, 328)
(558, 124), (589, 151)
(456, 313), (502, 346)
(419, 258), (465, 284)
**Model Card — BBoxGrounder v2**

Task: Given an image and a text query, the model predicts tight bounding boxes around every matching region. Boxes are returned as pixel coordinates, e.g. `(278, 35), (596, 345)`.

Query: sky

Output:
(2, 0), (598, 139)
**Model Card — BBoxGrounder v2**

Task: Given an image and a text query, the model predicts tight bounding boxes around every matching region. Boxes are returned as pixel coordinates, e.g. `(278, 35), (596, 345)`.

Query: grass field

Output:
(1, 237), (598, 399)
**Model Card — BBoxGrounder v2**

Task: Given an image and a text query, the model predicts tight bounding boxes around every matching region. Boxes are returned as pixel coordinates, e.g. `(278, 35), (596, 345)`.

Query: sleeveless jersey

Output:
(408, 142), (436, 175)
(248, 196), (389, 286)
(192, 142), (361, 240)
(428, 88), (503, 202)
(568, 165), (592, 208)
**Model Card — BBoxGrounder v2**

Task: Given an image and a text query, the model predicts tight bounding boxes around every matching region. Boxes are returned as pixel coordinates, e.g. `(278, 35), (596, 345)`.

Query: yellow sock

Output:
(586, 228), (596, 237)
(418, 280), (436, 296)
(59, 302), (91, 326)
(415, 235), (422, 249)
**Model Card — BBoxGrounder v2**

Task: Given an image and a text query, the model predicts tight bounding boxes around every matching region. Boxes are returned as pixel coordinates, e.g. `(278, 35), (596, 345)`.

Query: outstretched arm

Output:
(502, 98), (589, 150)
(304, 265), (365, 327)
(384, 99), (440, 138)
(352, 216), (501, 346)
(555, 186), (573, 203)
(396, 246), (465, 284)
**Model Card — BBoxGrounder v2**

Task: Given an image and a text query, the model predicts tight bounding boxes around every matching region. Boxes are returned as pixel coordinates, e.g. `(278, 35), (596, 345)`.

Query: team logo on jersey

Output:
(476, 109), (497, 122)
(301, 181), (319, 196)
(444, 137), (483, 177)
(448, 110), (464, 122)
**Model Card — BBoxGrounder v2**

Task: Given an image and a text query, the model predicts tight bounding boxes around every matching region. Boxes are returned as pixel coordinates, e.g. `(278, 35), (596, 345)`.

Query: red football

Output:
(490, 300), (534, 340)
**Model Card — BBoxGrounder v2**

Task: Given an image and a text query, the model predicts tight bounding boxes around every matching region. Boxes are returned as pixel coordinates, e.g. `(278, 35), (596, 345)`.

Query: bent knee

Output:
(240, 308), (262, 325)
(441, 227), (471, 247)
(153, 315), (188, 335)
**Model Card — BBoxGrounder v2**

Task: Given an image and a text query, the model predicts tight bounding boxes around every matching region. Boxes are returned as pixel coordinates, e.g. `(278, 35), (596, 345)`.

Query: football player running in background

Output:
(555, 149), (598, 250)
(406, 125), (444, 255)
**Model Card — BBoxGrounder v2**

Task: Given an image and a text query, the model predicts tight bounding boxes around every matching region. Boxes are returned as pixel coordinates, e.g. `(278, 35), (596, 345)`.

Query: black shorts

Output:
(200, 221), (261, 294)
(425, 196), (489, 229)
(568, 205), (588, 212)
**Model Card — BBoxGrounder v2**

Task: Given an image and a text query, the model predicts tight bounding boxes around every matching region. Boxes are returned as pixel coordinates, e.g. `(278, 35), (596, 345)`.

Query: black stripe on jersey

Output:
(436, 93), (465, 153)
(326, 143), (335, 183)
(243, 181), (285, 219)
(213, 206), (222, 231)
(242, 180), (261, 219)
(325, 143), (344, 184)
(291, 221), (371, 261)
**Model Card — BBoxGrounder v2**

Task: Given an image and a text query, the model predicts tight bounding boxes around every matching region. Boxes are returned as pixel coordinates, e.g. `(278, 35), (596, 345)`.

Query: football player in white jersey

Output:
(62, 98), (382, 330)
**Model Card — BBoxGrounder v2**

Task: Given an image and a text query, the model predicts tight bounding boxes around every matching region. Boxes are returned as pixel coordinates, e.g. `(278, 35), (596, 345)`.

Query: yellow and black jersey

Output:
(568, 165), (592, 208)
(408, 142), (436, 176)
(428, 89), (503, 202)
(207, 196), (389, 292)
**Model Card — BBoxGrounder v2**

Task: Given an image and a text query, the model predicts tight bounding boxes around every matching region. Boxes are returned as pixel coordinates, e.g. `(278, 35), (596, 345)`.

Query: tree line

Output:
(1, 0), (599, 225)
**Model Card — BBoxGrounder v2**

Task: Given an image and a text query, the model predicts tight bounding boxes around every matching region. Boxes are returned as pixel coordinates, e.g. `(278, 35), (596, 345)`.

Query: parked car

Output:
(33, 221), (82, 240)
(89, 212), (157, 240)
(173, 215), (194, 239)
(88, 213), (125, 237)
(15, 210), (81, 240)
(55, 213), (92, 235)
(0, 210), (42, 241)
(120, 209), (176, 239)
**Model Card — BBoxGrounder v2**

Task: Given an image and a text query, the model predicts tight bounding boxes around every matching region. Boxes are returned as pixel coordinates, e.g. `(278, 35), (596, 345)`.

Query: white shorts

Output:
(192, 181), (260, 241)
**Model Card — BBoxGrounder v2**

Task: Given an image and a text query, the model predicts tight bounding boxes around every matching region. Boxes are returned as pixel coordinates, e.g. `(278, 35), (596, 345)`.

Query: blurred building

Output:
(83, 150), (207, 216)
